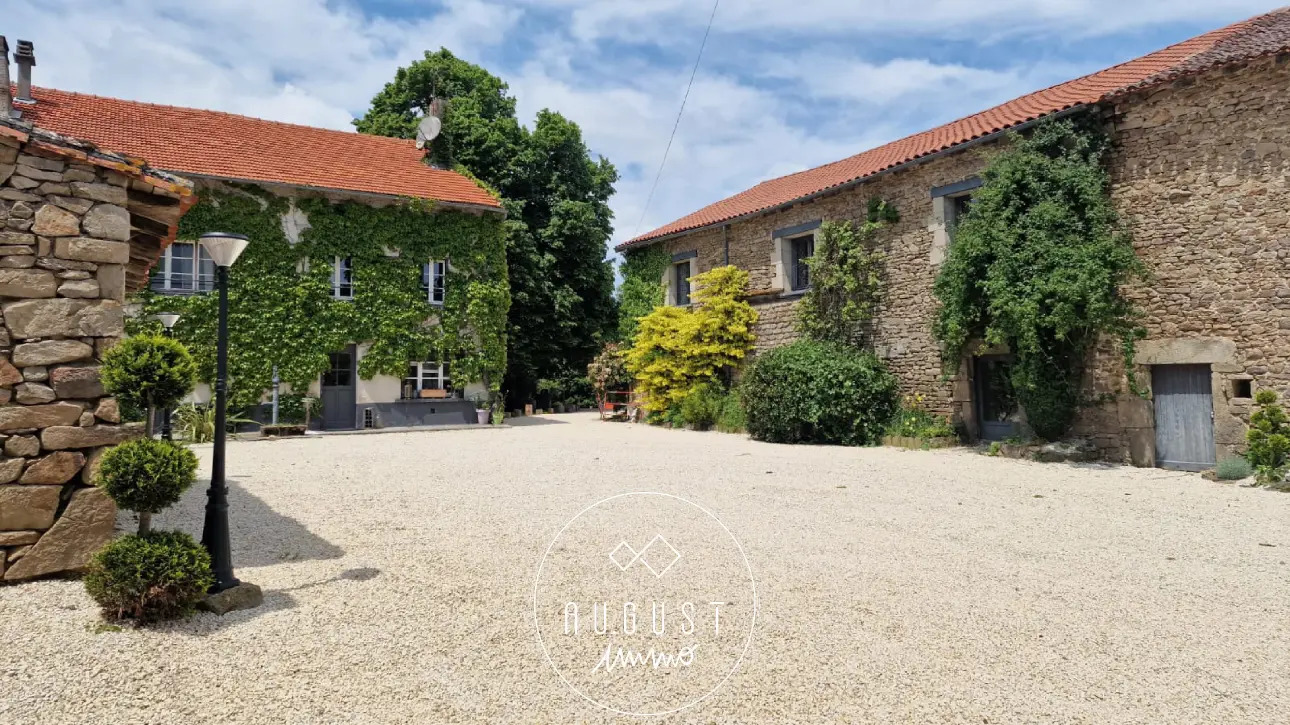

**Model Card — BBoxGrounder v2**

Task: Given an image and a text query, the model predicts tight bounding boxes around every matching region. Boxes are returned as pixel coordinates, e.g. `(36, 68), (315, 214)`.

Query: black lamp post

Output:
(198, 232), (249, 594)
(155, 312), (180, 441)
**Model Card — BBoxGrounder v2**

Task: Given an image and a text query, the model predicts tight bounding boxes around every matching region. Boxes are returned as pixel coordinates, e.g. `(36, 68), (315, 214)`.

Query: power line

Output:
(632, 0), (720, 239)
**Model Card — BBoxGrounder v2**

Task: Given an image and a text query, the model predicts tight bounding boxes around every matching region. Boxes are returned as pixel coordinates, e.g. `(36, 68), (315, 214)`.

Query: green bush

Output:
(277, 392), (308, 425)
(680, 383), (724, 431)
(84, 531), (213, 623)
(887, 393), (956, 439)
(1215, 457), (1253, 481)
(98, 439), (198, 534)
(100, 335), (197, 424)
(716, 390), (746, 434)
(742, 340), (898, 446)
(1247, 390), (1290, 485)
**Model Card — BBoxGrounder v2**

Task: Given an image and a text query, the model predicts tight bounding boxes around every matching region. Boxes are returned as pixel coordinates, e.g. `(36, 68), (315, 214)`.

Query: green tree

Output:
(356, 49), (618, 407)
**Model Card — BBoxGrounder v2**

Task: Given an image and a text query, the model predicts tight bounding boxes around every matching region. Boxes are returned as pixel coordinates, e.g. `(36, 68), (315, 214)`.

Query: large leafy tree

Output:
(356, 49), (618, 406)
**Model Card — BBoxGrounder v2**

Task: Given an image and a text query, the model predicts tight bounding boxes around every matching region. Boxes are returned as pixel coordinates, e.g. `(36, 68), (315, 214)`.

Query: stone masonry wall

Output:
(656, 144), (993, 419)
(651, 55), (1289, 466)
(0, 134), (143, 581)
(1071, 56), (1290, 463)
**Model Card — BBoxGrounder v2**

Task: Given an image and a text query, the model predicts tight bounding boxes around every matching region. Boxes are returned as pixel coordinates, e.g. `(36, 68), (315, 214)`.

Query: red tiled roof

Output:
(20, 87), (502, 210)
(622, 7), (1290, 249)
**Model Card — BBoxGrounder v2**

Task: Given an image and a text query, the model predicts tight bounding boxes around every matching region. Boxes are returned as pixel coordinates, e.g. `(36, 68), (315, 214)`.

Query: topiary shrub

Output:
(742, 340), (898, 446)
(1247, 390), (1289, 486)
(84, 530), (213, 623)
(98, 439), (199, 534)
(1215, 456), (1253, 481)
(100, 334), (197, 437)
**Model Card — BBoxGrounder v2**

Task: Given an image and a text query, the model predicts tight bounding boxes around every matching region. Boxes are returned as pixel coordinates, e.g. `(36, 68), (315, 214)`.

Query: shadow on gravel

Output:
(506, 415), (571, 427)
(164, 478), (345, 568)
(172, 568), (383, 634)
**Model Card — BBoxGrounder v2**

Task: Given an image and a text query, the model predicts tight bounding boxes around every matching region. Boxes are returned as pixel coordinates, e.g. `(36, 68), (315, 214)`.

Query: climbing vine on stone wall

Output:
(931, 115), (1146, 441)
(796, 198), (898, 348)
(129, 185), (509, 412)
(617, 245), (671, 342)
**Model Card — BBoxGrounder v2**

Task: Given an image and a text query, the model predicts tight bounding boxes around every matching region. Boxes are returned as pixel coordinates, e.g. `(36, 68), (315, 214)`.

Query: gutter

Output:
(173, 171), (508, 217)
(620, 104), (1089, 251)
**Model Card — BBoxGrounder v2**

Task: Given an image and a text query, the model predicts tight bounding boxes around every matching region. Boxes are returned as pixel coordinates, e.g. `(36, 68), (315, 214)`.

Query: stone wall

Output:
(654, 142), (992, 418)
(1072, 56), (1290, 463)
(648, 54), (1289, 466)
(0, 134), (147, 580)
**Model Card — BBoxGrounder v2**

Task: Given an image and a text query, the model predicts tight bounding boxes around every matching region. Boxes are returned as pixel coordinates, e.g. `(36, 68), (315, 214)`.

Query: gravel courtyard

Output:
(3, 412), (1289, 724)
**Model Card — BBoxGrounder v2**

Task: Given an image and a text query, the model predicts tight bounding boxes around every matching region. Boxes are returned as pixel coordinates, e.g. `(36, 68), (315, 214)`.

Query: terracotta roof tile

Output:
(20, 87), (501, 210)
(622, 6), (1290, 249)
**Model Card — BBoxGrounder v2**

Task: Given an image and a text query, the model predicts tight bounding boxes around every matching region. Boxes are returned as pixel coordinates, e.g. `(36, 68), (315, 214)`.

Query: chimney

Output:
(13, 39), (34, 104)
(0, 37), (11, 119)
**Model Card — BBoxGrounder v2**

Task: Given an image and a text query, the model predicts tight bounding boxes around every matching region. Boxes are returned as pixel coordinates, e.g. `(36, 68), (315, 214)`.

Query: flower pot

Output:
(476, 408), (490, 425)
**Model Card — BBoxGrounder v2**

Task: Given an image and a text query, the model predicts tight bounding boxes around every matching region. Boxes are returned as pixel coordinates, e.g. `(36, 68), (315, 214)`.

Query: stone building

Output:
(0, 108), (194, 580)
(19, 73), (506, 431)
(620, 9), (1290, 470)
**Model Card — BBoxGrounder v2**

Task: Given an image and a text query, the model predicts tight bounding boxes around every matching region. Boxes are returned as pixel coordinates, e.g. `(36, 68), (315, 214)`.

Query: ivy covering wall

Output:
(617, 246), (670, 342)
(130, 184), (509, 412)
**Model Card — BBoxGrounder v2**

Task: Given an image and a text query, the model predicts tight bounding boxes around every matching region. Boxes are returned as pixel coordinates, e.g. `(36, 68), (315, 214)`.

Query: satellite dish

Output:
(415, 115), (442, 150)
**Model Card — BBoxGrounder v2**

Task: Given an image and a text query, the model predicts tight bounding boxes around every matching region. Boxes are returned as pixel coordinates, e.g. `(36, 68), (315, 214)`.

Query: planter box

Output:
(260, 424), (306, 438)
(882, 435), (960, 450)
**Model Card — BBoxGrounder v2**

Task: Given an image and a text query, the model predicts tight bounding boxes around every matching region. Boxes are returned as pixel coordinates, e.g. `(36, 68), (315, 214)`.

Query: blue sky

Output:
(8, 0), (1283, 249)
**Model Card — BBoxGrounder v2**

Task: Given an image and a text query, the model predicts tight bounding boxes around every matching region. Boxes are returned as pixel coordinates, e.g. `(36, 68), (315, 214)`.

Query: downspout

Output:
(722, 224), (730, 266)
(0, 38), (11, 121)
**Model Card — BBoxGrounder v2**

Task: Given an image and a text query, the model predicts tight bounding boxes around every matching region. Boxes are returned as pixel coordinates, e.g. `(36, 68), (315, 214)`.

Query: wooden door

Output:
(320, 346), (357, 430)
(1152, 364), (1216, 471)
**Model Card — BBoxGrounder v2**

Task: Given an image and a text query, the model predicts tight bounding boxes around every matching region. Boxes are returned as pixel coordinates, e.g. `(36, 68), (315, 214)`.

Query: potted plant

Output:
(469, 393), (490, 425)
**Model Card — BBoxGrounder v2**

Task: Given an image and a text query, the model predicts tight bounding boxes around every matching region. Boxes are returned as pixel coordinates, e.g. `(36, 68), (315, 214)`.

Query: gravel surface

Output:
(3, 412), (1289, 724)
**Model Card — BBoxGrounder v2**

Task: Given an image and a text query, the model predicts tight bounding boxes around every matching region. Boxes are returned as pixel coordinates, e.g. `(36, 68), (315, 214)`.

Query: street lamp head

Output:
(199, 232), (250, 268)
(155, 312), (181, 330)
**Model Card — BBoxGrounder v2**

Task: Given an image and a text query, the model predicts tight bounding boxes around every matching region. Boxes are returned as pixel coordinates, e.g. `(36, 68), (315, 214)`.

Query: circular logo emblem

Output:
(533, 492), (758, 716)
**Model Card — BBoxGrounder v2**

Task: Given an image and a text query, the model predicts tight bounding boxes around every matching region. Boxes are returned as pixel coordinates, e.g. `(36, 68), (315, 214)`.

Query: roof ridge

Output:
(29, 85), (415, 148)
(728, 11), (1257, 191)
(622, 5), (1290, 248)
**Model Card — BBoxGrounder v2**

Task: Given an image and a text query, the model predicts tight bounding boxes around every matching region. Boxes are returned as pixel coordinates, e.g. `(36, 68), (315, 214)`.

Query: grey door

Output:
(320, 346), (356, 430)
(974, 356), (1021, 441)
(1152, 364), (1216, 471)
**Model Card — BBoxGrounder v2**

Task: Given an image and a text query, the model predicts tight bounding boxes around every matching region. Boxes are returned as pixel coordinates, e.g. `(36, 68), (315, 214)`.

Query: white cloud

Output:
(5, 0), (1279, 254)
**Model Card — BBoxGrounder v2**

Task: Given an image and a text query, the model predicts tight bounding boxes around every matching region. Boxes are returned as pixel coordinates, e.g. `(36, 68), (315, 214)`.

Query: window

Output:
(332, 256), (354, 300)
(1232, 379), (1253, 399)
(422, 260), (446, 305)
(788, 234), (815, 292)
(151, 242), (216, 293)
(403, 362), (454, 399)
(673, 261), (692, 306)
(322, 351), (352, 387)
(948, 194), (974, 242)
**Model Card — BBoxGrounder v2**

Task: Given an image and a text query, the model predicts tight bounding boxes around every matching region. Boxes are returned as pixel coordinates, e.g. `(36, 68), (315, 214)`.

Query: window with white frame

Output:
(332, 256), (354, 300)
(402, 361), (453, 398)
(151, 242), (216, 293)
(787, 233), (815, 292)
(421, 260), (446, 304)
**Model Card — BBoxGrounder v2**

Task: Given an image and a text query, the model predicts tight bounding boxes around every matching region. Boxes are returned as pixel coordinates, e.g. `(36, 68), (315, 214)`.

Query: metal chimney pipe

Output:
(0, 37), (12, 119)
(13, 39), (34, 104)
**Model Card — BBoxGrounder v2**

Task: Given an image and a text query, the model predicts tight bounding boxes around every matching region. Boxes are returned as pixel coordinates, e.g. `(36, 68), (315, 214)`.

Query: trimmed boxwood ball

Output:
(100, 333), (197, 413)
(84, 531), (214, 623)
(742, 340), (898, 447)
(98, 439), (199, 518)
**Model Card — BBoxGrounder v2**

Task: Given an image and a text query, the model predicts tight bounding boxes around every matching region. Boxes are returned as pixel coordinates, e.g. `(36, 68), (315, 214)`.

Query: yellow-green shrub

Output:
(625, 266), (757, 412)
